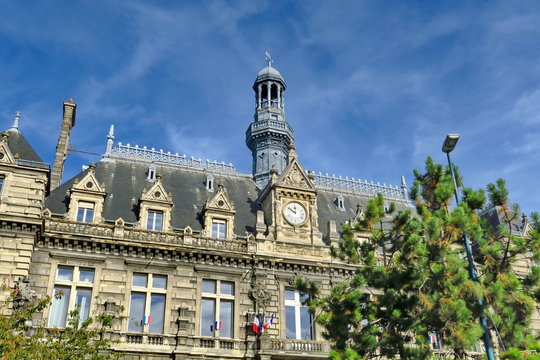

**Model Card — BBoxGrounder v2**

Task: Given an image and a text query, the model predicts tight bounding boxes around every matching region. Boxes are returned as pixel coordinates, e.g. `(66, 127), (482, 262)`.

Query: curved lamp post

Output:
(442, 134), (495, 360)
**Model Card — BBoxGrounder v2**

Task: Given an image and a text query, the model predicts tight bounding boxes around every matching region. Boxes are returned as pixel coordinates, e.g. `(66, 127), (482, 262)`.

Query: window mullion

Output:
(214, 297), (221, 336)
(295, 302), (301, 339)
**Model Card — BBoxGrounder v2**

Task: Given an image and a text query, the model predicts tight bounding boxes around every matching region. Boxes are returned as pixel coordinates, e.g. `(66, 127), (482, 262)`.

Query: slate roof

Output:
(5, 129), (43, 162)
(45, 155), (414, 238)
(45, 159), (261, 235)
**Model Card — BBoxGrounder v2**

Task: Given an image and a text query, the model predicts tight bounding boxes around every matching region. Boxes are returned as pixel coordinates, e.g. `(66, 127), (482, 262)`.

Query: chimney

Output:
(50, 99), (77, 190)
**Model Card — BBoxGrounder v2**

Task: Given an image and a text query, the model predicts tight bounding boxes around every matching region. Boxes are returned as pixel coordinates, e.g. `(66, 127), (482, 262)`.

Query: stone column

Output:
(266, 82), (271, 108)
(257, 84), (262, 110)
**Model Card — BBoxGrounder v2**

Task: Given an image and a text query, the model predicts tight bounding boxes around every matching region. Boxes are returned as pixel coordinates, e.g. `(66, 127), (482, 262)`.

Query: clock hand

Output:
(290, 207), (297, 214)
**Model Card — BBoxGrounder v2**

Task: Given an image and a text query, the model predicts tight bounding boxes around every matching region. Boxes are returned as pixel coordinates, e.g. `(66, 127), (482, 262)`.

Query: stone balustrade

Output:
(44, 218), (248, 253)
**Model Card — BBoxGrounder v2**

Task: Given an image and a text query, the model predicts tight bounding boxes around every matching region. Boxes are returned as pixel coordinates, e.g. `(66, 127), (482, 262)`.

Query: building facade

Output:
(0, 63), (452, 360)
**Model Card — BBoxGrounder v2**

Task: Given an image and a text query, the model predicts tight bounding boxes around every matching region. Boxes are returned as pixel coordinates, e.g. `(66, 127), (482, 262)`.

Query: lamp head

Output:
(442, 134), (460, 153)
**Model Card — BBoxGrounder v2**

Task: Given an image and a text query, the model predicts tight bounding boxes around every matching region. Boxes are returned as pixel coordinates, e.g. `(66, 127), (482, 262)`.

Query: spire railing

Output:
(312, 172), (409, 202)
(109, 143), (237, 174)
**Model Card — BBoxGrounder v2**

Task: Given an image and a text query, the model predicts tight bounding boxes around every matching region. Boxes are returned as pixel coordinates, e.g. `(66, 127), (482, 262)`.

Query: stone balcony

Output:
(261, 337), (330, 358)
(43, 217), (253, 254)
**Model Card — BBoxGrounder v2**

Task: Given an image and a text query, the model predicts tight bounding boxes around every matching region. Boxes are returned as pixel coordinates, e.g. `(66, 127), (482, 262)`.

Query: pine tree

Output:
(302, 157), (540, 360)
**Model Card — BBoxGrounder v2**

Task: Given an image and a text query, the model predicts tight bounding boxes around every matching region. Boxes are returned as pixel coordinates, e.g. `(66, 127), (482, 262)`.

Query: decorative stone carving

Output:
(283, 166), (308, 188)
(250, 273), (272, 310)
(12, 276), (35, 310)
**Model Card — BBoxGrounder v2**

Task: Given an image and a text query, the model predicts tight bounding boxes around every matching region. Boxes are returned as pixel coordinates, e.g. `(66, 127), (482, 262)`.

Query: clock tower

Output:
(257, 145), (324, 248)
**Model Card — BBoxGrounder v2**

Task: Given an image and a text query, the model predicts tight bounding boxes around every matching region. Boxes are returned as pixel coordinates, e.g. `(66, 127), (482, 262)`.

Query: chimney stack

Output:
(50, 99), (76, 190)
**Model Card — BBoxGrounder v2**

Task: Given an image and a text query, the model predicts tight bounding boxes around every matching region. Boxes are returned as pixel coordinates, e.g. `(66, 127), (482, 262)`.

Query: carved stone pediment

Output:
(276, 159), (314, 190)
(0, 133), (15, 164)
(141, 177), (172, 204)
(204, 185), (235, 214)
(72, 164), (106, 194)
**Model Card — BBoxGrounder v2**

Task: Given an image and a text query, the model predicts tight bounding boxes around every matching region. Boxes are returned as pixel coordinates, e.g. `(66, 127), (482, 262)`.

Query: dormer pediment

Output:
(140, 178), (172, 205)
(0, 134), (15, 165)
(71, 166), (106, 195)
(204, 186), (235, 214)
(522, 221), (533, 237)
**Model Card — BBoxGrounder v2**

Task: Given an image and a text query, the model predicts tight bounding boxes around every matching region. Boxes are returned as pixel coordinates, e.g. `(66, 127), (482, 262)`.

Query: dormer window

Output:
(206, 175), (214, 191)
(147, 164), (157, 182)
(147, 210), (163, 231)
(0, 175), (4, 194)
(336, 195), (345, 211)
(67, 164), (106, 223)
(76, 201), (95, 223)
(211, 219), (226, 239)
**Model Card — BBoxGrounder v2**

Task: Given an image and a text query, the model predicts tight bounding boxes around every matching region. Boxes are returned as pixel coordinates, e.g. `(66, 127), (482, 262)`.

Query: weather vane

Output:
(265, 51), (273, 67)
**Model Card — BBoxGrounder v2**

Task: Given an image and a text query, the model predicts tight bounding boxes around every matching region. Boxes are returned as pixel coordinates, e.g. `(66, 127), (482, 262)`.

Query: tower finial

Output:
(401, 175), (408, 199)
(105, 124), (115, 156)
(11, 111), (20, 131)
(265, 51), (273, 68)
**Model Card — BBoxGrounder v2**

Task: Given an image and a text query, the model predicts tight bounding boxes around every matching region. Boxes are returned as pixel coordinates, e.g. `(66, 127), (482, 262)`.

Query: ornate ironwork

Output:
(312, 172), (409, 202)
(109, 143), (236, 174)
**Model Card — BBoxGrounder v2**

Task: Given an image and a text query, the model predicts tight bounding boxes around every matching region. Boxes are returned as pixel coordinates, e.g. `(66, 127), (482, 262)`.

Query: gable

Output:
(205, 186), (235, 213)
(72, 167), (106, 194)
(276, 159), (314, 190)
(0, 136), (15, 165)
(141, 179), (172, 204)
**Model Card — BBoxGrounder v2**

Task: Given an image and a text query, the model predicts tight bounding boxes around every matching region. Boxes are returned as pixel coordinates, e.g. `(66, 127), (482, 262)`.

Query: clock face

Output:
(284, 202), (307, 225)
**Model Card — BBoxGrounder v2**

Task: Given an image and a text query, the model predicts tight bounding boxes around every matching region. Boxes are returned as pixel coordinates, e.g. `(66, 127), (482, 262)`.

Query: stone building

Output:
(1, 62), (436, 360)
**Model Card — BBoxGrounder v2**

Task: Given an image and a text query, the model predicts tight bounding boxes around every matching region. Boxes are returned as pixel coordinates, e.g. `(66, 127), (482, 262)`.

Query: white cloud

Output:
(509, 88), (540, 125)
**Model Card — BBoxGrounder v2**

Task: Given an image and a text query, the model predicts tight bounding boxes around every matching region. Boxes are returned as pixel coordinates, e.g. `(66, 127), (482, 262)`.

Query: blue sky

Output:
(1, 1), (540, 214)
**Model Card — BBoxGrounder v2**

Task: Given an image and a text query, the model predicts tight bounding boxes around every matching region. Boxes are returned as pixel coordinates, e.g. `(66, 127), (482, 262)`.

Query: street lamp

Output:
(442, 134), (495, 360)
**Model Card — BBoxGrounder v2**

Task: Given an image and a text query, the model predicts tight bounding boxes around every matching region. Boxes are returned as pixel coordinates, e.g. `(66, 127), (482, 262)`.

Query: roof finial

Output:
(11, 111), (20, 131)
(105, 124), (115, 156)
(265, 51), (273, 68)
(401, 175), (408, 199)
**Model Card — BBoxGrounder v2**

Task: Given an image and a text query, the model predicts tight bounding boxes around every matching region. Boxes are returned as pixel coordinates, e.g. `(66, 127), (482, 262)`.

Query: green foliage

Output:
(306, 157), (540, 360)
(0, 288), (124, 360)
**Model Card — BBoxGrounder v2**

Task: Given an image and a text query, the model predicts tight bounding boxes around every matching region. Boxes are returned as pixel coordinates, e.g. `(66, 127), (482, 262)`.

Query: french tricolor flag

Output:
(142, 315), (151, 325)
(214, 321), (222, 330)
(262, 313), (274, 332)
(252, 314), (260, 334)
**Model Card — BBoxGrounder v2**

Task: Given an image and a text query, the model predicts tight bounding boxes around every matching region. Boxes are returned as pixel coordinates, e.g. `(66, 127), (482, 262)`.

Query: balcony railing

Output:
(267, 339), (329, 353)
(195, 337), (239, 350)
(44, 218), (249, 253)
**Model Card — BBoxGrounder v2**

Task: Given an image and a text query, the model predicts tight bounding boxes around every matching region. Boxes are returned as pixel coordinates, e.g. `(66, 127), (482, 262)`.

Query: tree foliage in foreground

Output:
(0, 288), (124, 360)
(300, 157), (540, 359)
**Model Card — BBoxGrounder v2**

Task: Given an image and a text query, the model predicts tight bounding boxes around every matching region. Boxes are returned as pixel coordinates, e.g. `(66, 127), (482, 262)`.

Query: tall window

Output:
(49, 266), (94, 328)
(147, 210), (163, 231)
(76, 201), (94, 222)
(200, 279), (234, 338)
(0, 175), (4, 194)
(128, 273), (167, 333)
(211, 220), (226, 239)
(285, 289), (313, 340)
